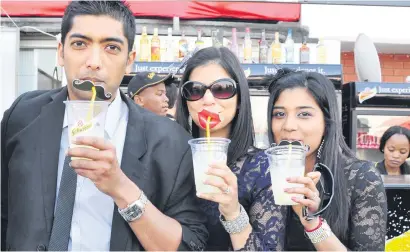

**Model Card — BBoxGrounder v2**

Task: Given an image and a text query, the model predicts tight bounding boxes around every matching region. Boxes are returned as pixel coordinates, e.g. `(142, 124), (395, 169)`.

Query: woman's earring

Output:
(316, 139), (325, 161)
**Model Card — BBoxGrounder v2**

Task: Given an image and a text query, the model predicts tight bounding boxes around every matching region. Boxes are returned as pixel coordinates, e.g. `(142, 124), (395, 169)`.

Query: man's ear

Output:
(126, 51), (136, 74)
(57, 42), (64, 67)
(134, 95), (144, 107)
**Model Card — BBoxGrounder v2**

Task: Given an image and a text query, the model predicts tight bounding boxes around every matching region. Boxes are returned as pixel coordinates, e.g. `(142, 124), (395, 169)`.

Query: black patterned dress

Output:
(199, 150), (287, 251)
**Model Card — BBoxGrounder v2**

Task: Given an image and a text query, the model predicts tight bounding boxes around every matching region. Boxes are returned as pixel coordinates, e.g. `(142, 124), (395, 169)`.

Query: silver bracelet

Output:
(219, 204), (249, 234)
(305, 218), (333, 244)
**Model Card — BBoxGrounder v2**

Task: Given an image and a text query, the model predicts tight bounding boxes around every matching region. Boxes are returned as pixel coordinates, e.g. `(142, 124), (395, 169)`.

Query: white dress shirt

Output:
(55, 91), (129, 251)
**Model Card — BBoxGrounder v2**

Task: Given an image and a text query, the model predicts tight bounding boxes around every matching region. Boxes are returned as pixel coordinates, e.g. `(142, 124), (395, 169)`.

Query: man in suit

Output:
(1, 1), (207, 251)
(127, 72), (173, 116)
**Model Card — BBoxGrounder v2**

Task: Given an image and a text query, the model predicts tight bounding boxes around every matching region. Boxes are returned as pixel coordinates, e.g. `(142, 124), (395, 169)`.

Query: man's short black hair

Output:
(61, 1), (135, 52)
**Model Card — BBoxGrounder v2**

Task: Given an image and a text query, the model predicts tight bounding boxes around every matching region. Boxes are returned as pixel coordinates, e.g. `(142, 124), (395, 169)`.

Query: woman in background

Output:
(176, 47), (286, 251)
(265, 68), (387, 251)
(377, 125), (410, 175)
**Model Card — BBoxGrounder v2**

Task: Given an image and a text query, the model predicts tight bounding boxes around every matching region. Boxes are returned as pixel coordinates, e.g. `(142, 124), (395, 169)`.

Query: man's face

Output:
(134, 83), (169, 116)
(58, 15), (135, 101)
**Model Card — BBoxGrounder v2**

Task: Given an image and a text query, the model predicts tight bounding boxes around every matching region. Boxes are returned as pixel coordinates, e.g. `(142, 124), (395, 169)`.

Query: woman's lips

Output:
(198, 110), (221, 129)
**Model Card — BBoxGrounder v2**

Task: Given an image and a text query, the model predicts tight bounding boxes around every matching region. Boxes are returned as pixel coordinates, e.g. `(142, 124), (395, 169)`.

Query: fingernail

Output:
(196, 193), (201, 197)
(203, 180), (207, 184)
(286, 178), (290, 181)
(291, 197), (297, 201)
(284, 188), (289, 192)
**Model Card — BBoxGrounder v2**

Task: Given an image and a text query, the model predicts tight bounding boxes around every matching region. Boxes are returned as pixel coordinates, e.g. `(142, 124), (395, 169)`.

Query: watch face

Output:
(128, 205), (142, 220)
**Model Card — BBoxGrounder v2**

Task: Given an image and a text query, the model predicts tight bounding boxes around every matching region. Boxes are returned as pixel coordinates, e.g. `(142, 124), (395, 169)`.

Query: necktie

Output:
(48, 156), (77, 251)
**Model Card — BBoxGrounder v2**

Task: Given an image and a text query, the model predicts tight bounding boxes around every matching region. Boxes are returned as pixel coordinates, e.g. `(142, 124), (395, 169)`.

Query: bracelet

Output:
(305, 216), (323, 232)
(305, 218), (333, 244)
(219, 204), (249, 234)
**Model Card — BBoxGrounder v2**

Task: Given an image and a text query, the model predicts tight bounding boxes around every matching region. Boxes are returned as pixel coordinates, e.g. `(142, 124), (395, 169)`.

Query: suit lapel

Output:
(110, 92), (148, 251)
(39, 87), (67, 234)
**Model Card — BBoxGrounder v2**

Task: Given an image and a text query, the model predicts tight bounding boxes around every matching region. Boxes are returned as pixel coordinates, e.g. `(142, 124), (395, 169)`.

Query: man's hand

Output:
(68, 136), (133, 200)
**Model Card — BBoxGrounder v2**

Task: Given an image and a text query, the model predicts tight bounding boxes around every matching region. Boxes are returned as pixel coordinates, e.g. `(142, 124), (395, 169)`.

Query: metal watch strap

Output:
(305, 218), (333, 244)
(118, 190), (148, 222)
(219, 204), (249, 234)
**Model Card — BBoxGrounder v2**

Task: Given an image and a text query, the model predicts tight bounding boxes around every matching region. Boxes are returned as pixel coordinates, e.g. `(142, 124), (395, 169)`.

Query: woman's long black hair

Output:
(175, 47), (255, 165)
(379, 125), (410, 174)
(265, 68), (356, 242)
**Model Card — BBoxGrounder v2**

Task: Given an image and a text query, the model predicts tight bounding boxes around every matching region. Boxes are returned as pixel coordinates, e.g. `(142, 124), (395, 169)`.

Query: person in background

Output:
(127, 71), (173, 116)
(265, 68), (387, 251)
(165, 82), (178, 120)
(377, 125), (410, 175)
(176, 47), (287, 251)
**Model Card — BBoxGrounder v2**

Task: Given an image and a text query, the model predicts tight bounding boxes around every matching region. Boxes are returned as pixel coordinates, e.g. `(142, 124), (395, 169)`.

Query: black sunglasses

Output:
(181, 78), (237, 101)
(303, 162), (335, 221)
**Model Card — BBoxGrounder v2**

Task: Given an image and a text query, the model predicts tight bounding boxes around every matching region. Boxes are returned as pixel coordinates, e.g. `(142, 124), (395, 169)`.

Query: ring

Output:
(223, 186), (231, 194)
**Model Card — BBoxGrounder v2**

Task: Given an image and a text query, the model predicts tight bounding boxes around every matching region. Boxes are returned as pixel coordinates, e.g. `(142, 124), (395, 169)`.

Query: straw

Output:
(86, 86), (97, 122)
(206, 116), (211, 143)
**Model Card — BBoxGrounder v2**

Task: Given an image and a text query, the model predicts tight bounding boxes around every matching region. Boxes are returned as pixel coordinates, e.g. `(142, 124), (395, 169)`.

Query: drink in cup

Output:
(188, 137), (231, 194)
(265, 143), (307, 205)
(64, 101), (109, 159)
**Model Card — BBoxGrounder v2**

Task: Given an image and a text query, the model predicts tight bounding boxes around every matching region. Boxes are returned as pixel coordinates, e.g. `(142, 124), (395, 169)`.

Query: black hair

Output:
(379, 125), (410, 174)
(265, 68), (356, 243)
(166, 83), (178, 109)
(175, 47), (255, 165)
(61, 0), (135, 52)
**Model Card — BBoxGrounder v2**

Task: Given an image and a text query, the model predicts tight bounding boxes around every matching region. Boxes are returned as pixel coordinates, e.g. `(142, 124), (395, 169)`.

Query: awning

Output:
(1, 1), (300, 22)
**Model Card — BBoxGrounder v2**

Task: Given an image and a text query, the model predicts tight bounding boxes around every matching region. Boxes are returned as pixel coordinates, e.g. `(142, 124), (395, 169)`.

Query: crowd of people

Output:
(1, 1), (409, 251)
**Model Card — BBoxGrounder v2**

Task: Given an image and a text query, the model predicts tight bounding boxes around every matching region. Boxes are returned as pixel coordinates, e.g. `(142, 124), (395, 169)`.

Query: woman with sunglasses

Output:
(265, 68), (388, 250)
(176, 47), (286, 251)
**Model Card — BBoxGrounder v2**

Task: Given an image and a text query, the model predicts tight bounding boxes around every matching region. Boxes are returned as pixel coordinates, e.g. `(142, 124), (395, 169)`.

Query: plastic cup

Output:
(188, 137), (231, 194)
(265, 144), (307, 205)
(64, 101), (109, 159)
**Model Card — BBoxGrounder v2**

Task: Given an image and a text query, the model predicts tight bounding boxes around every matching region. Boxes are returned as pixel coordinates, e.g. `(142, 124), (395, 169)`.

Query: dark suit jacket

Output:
(1, 87), (208, 251)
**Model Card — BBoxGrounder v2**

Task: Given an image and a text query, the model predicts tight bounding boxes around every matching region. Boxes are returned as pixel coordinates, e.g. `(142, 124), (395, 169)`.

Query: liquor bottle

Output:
(284, 29), (294, 63)
(178, 30), (188, 61)
(316, 37), (327, 64)
(243, 27), (252, 63)
(164, 27), (174, 62)
(195, 29), (205, 51)
(151, 28), (161, 62)
(271, 32), (282, 64)
(259, 29), (268, 64)
(139, 26), (150, 62)
(230, 28), (240, 59)
(299, 36), (310, 64)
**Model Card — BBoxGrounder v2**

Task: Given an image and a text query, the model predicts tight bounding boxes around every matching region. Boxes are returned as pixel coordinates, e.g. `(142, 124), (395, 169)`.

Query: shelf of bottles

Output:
(130, 26), (343, 86)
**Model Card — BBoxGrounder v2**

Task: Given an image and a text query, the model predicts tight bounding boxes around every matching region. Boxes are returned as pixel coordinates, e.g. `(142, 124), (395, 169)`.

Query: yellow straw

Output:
(86, 86), (97, 122)
(206, 116), (211, 143)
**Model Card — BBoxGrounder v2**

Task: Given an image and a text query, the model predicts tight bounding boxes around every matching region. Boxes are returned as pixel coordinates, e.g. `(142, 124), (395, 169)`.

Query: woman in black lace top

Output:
(265, 69), (388, 250)
(176, 47), (287, 251)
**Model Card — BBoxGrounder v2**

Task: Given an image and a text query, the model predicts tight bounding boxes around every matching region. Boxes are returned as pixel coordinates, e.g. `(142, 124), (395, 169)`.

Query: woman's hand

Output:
(196, 162), (240, 220)
(285, 171), (322, 227)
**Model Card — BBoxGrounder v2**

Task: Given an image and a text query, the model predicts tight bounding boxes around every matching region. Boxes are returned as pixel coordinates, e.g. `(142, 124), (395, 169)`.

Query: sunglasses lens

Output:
(182, 82), (205, 101)
(211, 80), (236, 99)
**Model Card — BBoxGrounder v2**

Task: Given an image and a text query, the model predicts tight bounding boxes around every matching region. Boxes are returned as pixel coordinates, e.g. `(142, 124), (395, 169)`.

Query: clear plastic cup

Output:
(64, 101), (109, 159)
(265, 143), (307, 205)
(188, 137), (231, 194)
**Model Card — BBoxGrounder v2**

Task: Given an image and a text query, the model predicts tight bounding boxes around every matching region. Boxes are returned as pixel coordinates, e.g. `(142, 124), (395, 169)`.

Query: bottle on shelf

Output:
(259, 29), (268, 64)
(284, 28), (294, 63)
(164, 27), (174, 62)
(243, 27), (252, 63)
(316, 37), (327, 64)
(139, 26), (150, 62)
(150, 28), (161, 62)
(230, 28), (240, 59)
(299, 35), (310, 64)
(271, 32), (282, 64)
(195, 29), (205, 51)
(178, 30), (188, 61)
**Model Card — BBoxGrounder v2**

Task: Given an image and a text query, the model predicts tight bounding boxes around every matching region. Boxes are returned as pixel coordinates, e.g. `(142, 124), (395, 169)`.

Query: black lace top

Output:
(285, 161), (388, 251)
(199, 150), (287, 251)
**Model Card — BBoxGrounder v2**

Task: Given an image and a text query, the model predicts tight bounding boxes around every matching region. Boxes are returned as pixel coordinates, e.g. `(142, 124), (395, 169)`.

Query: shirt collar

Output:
(63, 90), (123, 139)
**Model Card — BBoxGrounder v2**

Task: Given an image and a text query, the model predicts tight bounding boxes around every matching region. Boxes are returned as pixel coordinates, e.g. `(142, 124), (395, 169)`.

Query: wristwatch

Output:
(118, 190), (149, 222)
(305, 217), (333, 244)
